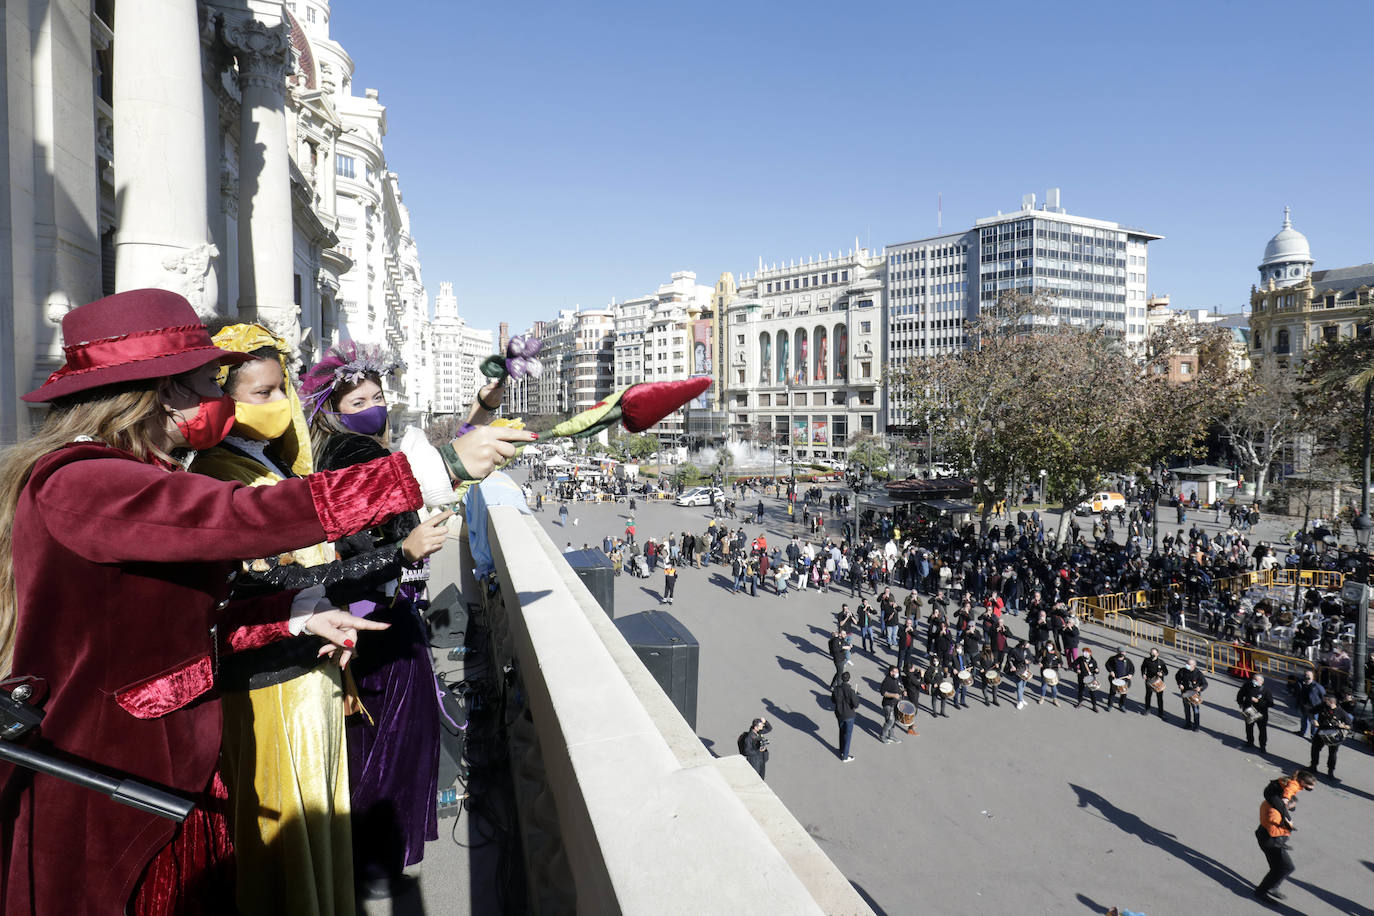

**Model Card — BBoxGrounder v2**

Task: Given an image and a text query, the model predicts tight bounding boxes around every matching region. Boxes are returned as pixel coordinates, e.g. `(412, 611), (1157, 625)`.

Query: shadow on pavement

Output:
(1069, 783), (1259, 901)
(639, 586), (661, 602)
(781, 631), (826, 657)
(849, 881), (888, 916)
(761, 696), (829, 754)
(776, 655), (832, 692)
(1286, 878), (1374, 916)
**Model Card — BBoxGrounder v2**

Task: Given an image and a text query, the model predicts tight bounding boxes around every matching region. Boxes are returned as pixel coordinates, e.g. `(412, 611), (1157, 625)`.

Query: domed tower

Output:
(1259, 206), (1313, 288)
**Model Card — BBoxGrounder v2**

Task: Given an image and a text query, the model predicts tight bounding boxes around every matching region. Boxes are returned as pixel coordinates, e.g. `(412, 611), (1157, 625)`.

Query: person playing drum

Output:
(1175, 658), (1207, 732)
(1308, 694), (1353, 779)
(977, 646), (1001, 707)
(1073, 647), (1101, 712)
(950, 649), (972, 708)
(902, 662), (924, 732)
(1038, 643), (1063, 706)
(1236, 674), (1274, 753)
(924, 658), (949, 717)
(879, 664), (904, 744)
(1006, 639), (1033, 710)
(1140, 647), (1169, 721)
(1104, 647), (1135, 713)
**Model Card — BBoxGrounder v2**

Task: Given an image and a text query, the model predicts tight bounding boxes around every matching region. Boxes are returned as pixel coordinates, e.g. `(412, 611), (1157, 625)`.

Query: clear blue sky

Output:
(332, 0), (1373, 331)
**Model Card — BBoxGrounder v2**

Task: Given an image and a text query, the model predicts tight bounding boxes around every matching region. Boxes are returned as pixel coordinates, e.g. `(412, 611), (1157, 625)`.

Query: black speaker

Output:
(564, 548), (615, 619)
(614, 610), (699, 730)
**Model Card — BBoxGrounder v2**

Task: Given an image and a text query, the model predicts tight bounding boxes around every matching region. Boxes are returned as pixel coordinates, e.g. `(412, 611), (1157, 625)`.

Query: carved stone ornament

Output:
(222, 19), (292, 92)
(161, 243), (220, 314)
(44, 292), (74, 326)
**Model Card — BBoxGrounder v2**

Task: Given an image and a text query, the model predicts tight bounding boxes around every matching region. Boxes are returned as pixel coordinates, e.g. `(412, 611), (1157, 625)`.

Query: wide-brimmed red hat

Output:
(22, 288), (253, 402)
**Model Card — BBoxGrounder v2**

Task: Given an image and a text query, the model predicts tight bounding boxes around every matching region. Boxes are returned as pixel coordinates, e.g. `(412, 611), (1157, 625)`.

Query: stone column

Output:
(223, 17), (295, 333)
(112, 0), (218, 310)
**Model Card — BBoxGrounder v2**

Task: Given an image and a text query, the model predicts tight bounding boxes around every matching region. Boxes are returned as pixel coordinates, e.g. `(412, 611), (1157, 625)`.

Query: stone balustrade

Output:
(469, 505), (874, 915)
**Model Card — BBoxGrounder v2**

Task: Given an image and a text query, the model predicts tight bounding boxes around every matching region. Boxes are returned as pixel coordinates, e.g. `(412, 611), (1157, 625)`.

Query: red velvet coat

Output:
(0, 443), (422, 915)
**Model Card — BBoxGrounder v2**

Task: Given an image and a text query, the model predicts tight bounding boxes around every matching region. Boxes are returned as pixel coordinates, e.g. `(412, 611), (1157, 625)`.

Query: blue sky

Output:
(332, 0), (1374, 330)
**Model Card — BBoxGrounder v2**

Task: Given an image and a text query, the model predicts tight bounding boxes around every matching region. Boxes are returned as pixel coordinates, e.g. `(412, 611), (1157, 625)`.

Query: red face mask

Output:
(175, 392), (238, 450)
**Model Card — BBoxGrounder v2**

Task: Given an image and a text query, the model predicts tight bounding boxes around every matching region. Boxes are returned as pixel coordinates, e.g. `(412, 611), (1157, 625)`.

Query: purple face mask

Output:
(337, 404), (388, 436)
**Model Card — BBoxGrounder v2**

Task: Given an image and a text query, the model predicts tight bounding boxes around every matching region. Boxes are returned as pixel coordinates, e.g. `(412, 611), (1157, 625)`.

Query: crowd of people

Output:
(0, 290), (535, 915)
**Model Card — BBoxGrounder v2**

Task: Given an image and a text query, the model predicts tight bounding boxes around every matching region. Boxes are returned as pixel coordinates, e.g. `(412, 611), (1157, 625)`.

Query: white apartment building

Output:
(726, 248), (887, 461)
(430, 282), (494, 417)
(529, 309), (614, 418)
(610, 271), (715, 443)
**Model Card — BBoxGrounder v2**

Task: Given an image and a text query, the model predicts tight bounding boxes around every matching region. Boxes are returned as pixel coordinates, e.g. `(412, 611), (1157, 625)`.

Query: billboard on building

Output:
(793, 418), (808, 445)
(692, 319), (713, 409)
(812, 419), (828, 445)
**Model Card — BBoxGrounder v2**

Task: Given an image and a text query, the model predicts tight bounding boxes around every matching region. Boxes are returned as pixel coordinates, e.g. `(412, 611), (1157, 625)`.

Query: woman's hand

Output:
(466, 378), (507, 424)
(450, 424), (536, 480)
(401, 510), (454, 562)
(304, 609), (391, 669)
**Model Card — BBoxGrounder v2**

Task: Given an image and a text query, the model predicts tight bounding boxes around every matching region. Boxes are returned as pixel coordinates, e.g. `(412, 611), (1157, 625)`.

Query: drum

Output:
(1316, 727), (1345, 747)
(1016, 666), (1031, 682)
(1241, 705), (1262, 724)
(984, 668), (1002, 686)
(1148, 677), (1165, 694)
(1182, 688), (1202, 706)
(938, 679), (955, 696)
(1042, 668), (1059, 686)
(1111, 677), (1129, 695)
(896, 700), (917, 727)
(956, 669), (973, 684)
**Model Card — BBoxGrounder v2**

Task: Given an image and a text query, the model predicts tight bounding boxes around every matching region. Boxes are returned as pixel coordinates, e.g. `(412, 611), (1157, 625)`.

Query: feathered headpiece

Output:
(300, 340), (405, 420)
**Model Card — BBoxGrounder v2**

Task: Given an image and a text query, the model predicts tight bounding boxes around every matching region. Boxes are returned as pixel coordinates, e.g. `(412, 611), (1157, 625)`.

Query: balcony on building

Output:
(424, 504), (873, 914)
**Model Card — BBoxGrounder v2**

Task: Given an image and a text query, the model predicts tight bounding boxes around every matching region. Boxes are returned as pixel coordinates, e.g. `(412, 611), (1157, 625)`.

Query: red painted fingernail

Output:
(343, 639), (355, 648)
(531, 433), (539, 439)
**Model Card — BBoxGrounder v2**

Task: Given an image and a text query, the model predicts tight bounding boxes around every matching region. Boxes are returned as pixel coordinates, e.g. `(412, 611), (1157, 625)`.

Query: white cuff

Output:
(398, 426), (457, 508)
(289, 584), (327, 636)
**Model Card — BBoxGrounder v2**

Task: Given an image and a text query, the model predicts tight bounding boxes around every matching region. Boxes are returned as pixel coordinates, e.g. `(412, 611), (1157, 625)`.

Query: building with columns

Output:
(1, 0), (436, 444)
(1247, 208), (1374, 373)
(725, 247), (887, 461)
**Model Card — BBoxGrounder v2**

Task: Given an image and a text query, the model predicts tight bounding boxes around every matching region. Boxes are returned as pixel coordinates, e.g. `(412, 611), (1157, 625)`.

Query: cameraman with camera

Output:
(741, 717), (771, 779)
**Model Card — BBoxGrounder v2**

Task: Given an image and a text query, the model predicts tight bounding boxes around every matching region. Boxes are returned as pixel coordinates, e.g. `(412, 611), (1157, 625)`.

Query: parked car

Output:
(926, 463), (957, 479)
(1074, 491), (1127, 515)
(675, 486), (724, 507)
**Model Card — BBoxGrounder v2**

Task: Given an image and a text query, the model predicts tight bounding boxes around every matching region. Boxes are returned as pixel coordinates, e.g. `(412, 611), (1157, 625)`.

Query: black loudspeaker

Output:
(564, 549), (615, 619)
(614, 611), (699, 730)
(425, 583), (470, 649)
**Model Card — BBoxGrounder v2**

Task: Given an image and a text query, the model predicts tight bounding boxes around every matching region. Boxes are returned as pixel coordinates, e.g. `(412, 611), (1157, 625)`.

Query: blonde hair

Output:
(0, 385), (172, 678)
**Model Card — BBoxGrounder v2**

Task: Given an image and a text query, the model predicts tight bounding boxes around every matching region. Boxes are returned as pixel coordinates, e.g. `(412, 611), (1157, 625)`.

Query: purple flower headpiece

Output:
(480, 334), (543, 382)
(300, 340), (405, 421)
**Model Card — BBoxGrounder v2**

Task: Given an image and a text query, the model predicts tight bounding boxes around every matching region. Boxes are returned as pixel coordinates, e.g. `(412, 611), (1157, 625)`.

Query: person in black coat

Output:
(924, 659), (949, 717)
(1235, 675), (1273, 752)
(1103, 647), (1135, 712)
(1073, 647), (1100, 711)
(742, 718), (770, 779)
(1140, 648), (1169, 720)
(1175, 658), (1207, 731)
(903, 662), (924, 730)
(1308, 695), (1354, 779)
(831, 672), (860, 762)
(828, 629), (848, 687)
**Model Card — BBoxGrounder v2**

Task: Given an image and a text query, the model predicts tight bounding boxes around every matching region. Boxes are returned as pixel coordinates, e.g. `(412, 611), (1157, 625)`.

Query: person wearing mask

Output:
(1293, 669), (1326, 739)
(879, 665), (904, 743)
(1073, 647), (1101, 712)
(0, 291), (525, 915)
(302, 341), (525, 900)
(1308, 695), (1354, 780)
(662, 560), (678, 605)
(1235, 674), (1274, 753)
(1037, 643), (1064, 707)
(1175, 658), (1208, 732)
(1252, 770), (1316, 903)
(1103, 647), (1135, 713)
(1140, 648), (1169, 721)
(1006, 639), (1034, 710)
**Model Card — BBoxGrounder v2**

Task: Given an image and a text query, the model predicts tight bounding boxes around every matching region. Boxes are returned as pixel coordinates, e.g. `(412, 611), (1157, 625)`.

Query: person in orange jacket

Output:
(1252, 769), (1316, 903)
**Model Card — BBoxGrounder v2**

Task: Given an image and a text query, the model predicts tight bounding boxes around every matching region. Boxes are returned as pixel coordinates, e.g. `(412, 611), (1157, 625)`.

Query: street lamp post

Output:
(1352, 376), (1373, 714)
(787, 375), (796, 483)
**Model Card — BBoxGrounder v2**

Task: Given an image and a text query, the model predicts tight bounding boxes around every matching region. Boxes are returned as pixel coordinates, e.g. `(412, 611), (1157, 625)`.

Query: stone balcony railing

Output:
(457, 505), (873, 915)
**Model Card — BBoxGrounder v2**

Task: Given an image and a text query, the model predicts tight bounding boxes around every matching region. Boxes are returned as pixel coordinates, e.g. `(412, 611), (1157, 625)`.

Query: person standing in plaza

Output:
(977, 645), (1002, 706)
(1037, 643), (1063, 706)
(741, 718), (770, 779)
(1140, 647), (1169, 720)
(856, 600), (876, 655)
(1293, 669), (1326, 738)
(1073, 647), (1100, 711)
(832, 671), (859, 762)
(880, 664), (904, 744)
(1007, 639), (1033, 709)
(1104, 647), (1134, 712)
(661, 560), (677, 604)
(902, 662), (923, 733)
(1308, 694), (1353, 779)
(1176, 658), (1207, 731)
(1236, 674), (1273, 752)
(896, 617), (917, 672)
(1252, 769), (1316, 903)
(828, 629), (848, 687)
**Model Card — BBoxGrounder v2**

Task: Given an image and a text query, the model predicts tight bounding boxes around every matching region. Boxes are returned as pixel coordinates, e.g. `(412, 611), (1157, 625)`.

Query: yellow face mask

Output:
(233, 397), (293, 441)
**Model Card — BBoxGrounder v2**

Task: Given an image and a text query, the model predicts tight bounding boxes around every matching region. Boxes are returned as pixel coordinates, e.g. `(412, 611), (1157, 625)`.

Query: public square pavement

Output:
(525, 479), (1373, 916)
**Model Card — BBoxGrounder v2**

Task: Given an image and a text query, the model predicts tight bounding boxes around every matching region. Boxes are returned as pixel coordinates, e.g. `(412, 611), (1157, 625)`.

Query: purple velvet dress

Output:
(319, 433), (441, 883)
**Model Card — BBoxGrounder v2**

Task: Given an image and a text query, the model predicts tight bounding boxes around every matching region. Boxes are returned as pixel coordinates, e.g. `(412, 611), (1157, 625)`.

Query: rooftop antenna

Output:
(937, 192), (942, 231)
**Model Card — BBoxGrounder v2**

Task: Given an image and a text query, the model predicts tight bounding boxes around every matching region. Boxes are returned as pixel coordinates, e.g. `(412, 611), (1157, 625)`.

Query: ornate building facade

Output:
(1, 0), (436, 443)
(1247, 208), (1374, 372)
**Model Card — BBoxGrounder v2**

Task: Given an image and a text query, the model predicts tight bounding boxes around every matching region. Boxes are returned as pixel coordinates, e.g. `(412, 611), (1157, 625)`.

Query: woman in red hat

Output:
(0, 289), (532, 916)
